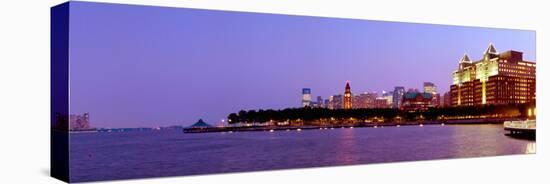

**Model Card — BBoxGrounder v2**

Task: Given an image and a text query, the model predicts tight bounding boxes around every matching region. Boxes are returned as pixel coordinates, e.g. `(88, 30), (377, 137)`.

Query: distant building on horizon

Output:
(374, 97), (391, 108)
(432, 93), (441, 107)
(316, 96), (323, 108)
(332, 95), (343, 109)
(352, 92), (365, 109)
(69, 113), (91, 131)
(382, 90), (394, 106)
(353, 92), (378, 109)
(450, 43), (536, 106)
(392, 86), (405, 108)
(302, 88), (312, 107)
(343, 82), (352, 109)
(407, 88), (419, 93)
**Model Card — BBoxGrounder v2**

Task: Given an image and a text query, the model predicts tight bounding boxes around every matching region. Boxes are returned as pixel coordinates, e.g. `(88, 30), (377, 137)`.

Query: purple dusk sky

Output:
(68, 2), (536, 128)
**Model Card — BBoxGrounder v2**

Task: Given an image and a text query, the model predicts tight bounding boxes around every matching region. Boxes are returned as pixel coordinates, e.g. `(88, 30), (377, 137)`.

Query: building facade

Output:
(450, 44), (536, 106)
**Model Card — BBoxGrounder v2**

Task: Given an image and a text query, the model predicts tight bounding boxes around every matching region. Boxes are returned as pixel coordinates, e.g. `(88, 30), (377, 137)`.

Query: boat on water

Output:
(503, 119), (536, 135)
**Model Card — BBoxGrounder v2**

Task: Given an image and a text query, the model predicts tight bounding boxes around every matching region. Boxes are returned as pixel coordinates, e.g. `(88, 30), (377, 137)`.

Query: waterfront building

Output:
(352, 94), (363, 108)
(302, 88), (312, 107)
(424, 82), (440, 107)
(367, 92), (378, 108)
(401, 92), (434, 110)
(69, 113), (91, 131)
(324, 99), (330, 108)
(450, 43), (536, 106)
(374, 97), (391, 108)
(433, 94), (441, 107)
(423, 82), (437, 94)
(310, 101), (318, 107)
(352, 92), (367, 109)
(327, 95), (334, 109)
(316, 96), (323, 108)
(344, 82), (352, 109)
(392, 86), (405, 108)
(352, 92), (379, 109)
(332, 95), (343, 109)
(407, 88), (419, 93)
(382, 90), (393, 106)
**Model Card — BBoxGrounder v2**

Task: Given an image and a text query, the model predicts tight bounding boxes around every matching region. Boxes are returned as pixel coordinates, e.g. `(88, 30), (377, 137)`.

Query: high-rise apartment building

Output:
(450, 43), (536, 106)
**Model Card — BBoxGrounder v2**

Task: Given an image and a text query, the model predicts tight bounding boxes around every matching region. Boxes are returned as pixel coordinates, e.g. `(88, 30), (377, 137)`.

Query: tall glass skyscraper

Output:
(302, 88), (312, 107)
(392, 86), (405, 108)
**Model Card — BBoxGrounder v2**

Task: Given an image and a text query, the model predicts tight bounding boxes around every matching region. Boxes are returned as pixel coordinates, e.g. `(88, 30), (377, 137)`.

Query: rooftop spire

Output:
(460, 53), (471, 63)
(484, 43), (498, 55)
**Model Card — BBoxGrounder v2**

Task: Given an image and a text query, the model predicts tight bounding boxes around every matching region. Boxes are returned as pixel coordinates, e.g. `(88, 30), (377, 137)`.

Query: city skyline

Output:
(299, 80), (443, 110)
(68, 2), (536, 128)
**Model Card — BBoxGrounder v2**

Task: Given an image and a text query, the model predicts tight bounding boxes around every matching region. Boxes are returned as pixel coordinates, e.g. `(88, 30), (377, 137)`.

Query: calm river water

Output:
(69, 124), (535, 182)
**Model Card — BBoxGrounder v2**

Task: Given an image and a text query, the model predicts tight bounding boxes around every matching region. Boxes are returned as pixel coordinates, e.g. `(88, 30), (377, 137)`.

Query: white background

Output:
(0, 0), (548, 183)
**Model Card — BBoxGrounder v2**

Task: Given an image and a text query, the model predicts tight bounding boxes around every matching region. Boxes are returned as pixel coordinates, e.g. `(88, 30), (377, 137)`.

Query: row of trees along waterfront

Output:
(227, 103), (535, 126)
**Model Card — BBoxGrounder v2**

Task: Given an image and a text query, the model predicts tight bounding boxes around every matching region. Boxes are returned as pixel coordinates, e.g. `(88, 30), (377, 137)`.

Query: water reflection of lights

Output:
(335, 126), (359, 164)
(525, 142), (536, 154)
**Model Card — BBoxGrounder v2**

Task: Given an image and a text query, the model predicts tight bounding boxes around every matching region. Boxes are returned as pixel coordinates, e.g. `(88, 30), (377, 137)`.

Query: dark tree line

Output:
(227, 102), (535, 125)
